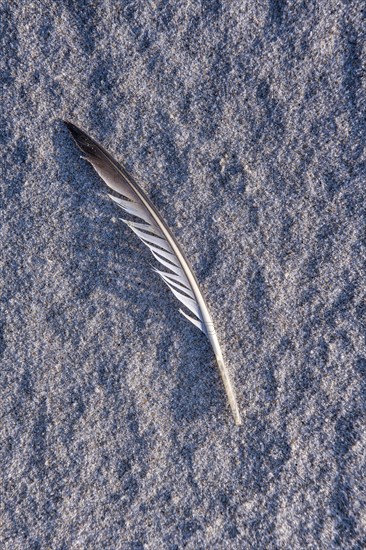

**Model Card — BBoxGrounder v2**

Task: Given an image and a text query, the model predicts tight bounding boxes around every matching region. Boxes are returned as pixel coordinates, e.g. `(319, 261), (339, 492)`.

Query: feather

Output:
(64, 121), (242, 426)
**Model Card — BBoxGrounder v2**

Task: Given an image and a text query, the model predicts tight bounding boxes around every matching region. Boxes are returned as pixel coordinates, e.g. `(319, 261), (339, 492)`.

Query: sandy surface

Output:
(1, 1), (365, 548)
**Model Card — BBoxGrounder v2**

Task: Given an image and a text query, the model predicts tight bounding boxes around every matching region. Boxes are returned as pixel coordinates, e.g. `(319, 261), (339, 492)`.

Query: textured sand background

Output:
(1, 1), (365, 548)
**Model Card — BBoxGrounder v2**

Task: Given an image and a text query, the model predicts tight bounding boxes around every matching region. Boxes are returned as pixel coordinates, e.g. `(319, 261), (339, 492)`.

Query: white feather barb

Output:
(65, 121), (242, 425)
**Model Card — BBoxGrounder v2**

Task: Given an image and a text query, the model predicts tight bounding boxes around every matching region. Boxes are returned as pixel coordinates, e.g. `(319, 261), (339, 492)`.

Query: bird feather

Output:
(64, 121), (242, 425)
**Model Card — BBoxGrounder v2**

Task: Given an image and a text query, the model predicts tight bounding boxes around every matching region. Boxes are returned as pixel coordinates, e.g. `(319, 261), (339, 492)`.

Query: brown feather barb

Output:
(64, 121), (242, 425)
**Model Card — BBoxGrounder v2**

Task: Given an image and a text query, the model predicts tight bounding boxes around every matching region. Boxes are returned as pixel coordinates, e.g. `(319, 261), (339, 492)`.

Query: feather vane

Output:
(64, 121), (241, 425)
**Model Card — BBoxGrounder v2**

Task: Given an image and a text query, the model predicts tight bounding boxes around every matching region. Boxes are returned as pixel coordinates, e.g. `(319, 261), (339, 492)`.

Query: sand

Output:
(1, 1), (365, 548)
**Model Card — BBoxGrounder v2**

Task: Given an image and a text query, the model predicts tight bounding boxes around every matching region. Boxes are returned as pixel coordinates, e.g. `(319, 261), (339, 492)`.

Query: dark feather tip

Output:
(64, 120), (87, 141)
(63, 121), (98, 157)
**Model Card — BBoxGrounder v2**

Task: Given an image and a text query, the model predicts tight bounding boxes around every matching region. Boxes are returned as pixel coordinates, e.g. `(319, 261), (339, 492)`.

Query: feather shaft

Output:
(64, 121), (242, 425)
